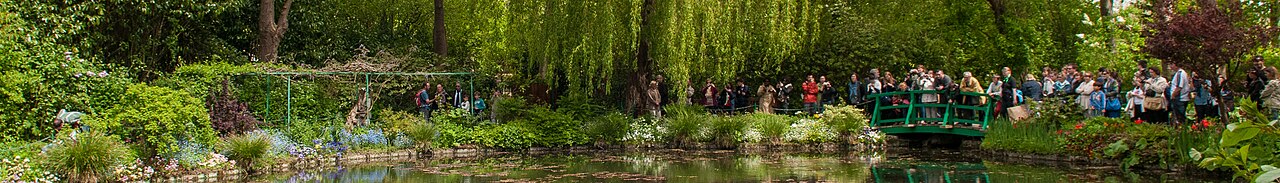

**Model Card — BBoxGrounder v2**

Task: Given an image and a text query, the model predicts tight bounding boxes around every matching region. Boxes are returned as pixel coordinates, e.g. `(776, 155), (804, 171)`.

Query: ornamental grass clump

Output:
(44, 131), (130, 182)
(221, 132), (271, 174)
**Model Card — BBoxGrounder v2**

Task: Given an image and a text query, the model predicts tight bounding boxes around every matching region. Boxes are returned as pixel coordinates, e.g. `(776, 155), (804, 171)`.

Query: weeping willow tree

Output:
(462, 0), (821, 110)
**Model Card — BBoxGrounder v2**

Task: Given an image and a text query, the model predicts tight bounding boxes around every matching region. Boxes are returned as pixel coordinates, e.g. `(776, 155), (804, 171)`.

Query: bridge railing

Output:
(864, 90), (995, 131)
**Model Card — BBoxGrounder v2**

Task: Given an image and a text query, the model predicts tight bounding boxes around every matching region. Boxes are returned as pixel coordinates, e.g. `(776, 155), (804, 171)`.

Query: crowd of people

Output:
(650, 56), (1279, 126)
(416, 81), (487, 120)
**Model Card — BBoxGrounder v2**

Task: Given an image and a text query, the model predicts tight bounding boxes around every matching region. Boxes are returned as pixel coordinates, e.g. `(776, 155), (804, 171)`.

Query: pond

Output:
(257, 149), (1225, 183)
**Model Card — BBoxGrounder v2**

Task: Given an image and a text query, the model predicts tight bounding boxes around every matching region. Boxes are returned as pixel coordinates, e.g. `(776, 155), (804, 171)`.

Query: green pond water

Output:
(257, 149), (1226, 183)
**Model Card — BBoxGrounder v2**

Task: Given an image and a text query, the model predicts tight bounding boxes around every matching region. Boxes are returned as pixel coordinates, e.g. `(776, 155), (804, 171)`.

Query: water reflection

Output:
(259, 150), (1222, 183)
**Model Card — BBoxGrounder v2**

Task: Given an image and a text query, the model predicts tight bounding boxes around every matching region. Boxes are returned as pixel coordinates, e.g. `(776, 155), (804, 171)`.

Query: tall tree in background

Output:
(627, 0), (658, 115)
(1144, 0), (1274, 120)
(257, 0), (294, 62)
(987, 0), (1007, 34)
(432, 0), (448, 57)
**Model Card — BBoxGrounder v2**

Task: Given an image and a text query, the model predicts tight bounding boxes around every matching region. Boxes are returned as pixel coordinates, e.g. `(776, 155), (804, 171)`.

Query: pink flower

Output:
(98, 71), (108, 77)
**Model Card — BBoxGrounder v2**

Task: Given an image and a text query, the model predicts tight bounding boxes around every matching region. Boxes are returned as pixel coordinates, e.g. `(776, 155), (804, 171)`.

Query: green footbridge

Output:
(864, 90), (995, 137)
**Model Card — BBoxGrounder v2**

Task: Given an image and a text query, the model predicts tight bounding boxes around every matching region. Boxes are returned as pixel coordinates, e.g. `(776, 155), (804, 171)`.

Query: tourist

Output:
(1075, 72), (1096, 117)
(820, 76), (836, 108)
(736, 79), (751, 109)
(684, 79), (695, 105)
(1168, 62), (1192, 124)
(703, 79), (718, 108)
(847, 74), (863, 106)
(1193, 73), (1218, 121)
(416, 82), (434, 119)
(957, 72), (983, 117)
(883, 72), (898, 92)
(648, 80), (662, 118)
(435, 84), (447, 109)
(1022, 74), (1043, 102)
(1127, 76), (1146, 120)
(1089, 82), (1107, 118)
(721, 83), (736, 111)
(1000, 67), (1017, 117)
(1219, 73), (1236, 114)
(1042, 71), (1056, 98)
(452, 83), (465, 108)
(658, 75), (672, 108)
(776, 79), (793, 110)
(1263, 67), (1280, 120)
(472, 95), (487, 115)
(1101, 70), (1122, 118)
(1251, 56), (1268, 108)
(803, 75), (821, 115)
(1144, 69), (1170, 123)
(759, 80), (776, 114)
(920, 72), (939, 120)
(1053, 72), (1072, 98)
(935, 70), (953, 104)
(866, 70), (886, 111)
(1062, 64), (1079, 96)
(986, 75), (1003, 117)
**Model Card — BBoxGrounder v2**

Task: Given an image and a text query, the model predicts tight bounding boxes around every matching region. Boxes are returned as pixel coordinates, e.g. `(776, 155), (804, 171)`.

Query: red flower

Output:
(1074, 123), (1084, 129)
(1056, 130), (1063, 135)
(1201, 120), (1212, 127)
(1134, 119), (1144, 125)
(1191, 124), (1199, 130)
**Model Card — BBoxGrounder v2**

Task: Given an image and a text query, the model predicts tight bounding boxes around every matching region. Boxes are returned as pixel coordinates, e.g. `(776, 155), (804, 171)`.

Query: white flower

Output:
(97, 71), (108, 77)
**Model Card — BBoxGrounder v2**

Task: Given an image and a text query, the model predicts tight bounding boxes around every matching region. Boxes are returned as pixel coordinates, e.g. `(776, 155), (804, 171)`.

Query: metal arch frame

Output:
(235, 71), (477, 126)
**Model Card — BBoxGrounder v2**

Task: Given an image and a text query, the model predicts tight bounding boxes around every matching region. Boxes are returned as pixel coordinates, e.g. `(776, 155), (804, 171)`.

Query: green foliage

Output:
(467, 122), (538, 150)
(1193, 99), (1280, 181)
(821, 105), (868, 136)
(981, 119), (1064, 155)
(375, 109), (421, 146)
(221, 132), (271, 173)
(430, 121), (469, 148)
(154, 62), (261, 98)
(521, 107), (588, 147)
(747, 113), (795, 144)
(666, 105), (710, 144)
(783, 119), (836, 143)
(585, 113), (631, 144)
(0, 0), (133, 142)
(43, 131), (130, 182)
(708, 116), (749, 146)
(83, 83), (217, 158)
(405, 122), (437, 148)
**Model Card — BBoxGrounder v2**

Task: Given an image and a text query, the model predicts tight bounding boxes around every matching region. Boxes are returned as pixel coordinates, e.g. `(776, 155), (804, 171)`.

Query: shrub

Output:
(406, 122), (438, 149)
(784, 119), (836, 143)
(624, 118), (667, 144)
(3, 154), (58, 183)
(431, 121), (469, 148)
(208, 79), (261, 136)
(83, 83), (217, 158)
(709, 116), (749, 146)
(747, 113), (795, 144)
(666, 111), (708, 144)
(469, 122), (537, 149)
(43, 131), (130, 182)
(524, 107), (587, 147)
(585, 112), (631, 145)
(821, 105), (868, 136)
(980, 119), (1063, 155)
(375, 109), (420, 146)
(221, 131), (271, 174)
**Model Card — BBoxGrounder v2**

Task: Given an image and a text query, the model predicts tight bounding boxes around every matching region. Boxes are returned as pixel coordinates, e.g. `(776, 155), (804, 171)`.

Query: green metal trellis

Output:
(236, 71), (476, 126)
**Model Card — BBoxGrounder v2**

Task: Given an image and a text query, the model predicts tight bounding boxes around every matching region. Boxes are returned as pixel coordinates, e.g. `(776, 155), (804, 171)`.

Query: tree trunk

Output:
(432, 0), (448, 57)
(1101, 0), (1116, 51)
(256, 0), (293, 63)
(986, 0), (1007, 34)
(628, 0), (657, 116)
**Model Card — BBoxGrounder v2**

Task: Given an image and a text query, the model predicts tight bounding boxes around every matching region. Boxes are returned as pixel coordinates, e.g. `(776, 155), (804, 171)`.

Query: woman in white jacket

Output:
(1144, 69), (1170, 123)
(1075, 72), (1096, 117)
(920, 74), (938, 119)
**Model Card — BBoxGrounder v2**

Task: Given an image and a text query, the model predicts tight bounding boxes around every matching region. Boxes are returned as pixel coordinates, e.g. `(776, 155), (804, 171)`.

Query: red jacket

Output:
(802, 81), (820, 103)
